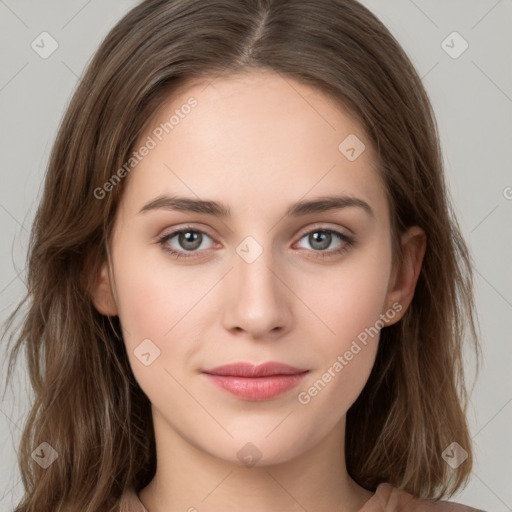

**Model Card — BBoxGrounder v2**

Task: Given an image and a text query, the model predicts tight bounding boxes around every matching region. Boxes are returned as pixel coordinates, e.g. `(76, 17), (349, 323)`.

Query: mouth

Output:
(201, 362), (309, 401)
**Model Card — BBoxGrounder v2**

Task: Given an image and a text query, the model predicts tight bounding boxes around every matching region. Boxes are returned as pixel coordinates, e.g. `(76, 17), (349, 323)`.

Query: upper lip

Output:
(202, 362), (308, 377)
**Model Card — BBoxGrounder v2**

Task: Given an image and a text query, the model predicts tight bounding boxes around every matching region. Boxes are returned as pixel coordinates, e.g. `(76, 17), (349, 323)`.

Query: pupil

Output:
(181, 231), (201, 250)
(311, 231), (330, 250)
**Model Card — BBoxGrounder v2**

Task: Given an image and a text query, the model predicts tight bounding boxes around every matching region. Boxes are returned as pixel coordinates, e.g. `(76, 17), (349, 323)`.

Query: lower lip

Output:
(202, 372), (309, 401)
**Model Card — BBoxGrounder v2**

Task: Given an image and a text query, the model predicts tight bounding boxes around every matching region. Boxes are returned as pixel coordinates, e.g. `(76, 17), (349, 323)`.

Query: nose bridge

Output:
(223, 235), (291, 337)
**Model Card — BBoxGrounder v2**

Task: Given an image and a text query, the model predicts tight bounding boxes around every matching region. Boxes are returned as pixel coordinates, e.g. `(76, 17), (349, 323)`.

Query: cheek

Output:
(112, 233), (205, 339)
(295, 280), (384, 418)
(302, 236), (392, 348)
(293, 238), (391, 406)
(110, 238), (209, 389)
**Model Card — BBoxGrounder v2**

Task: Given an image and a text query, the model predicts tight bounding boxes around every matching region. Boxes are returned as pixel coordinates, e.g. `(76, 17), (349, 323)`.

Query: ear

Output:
(382, 226), (426, 326)
(90, 261), (119, 317)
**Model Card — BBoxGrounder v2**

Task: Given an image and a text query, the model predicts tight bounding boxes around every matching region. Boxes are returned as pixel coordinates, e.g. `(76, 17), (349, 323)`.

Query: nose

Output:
(221, 246), (293, 340)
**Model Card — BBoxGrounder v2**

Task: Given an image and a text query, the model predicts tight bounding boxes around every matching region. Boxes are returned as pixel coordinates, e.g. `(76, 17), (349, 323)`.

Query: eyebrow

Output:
(138, 194), (374, 218)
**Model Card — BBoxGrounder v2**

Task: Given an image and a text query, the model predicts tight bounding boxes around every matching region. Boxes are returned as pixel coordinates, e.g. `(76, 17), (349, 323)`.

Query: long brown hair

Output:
(1, 0), (481, 510)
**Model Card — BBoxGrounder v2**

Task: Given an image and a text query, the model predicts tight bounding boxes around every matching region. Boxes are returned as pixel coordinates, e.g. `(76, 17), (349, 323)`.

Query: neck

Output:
(138, 409), (373, 512)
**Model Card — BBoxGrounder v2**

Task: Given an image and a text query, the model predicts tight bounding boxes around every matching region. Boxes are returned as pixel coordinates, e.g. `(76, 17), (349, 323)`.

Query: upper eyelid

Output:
(295, 222), (352, 238)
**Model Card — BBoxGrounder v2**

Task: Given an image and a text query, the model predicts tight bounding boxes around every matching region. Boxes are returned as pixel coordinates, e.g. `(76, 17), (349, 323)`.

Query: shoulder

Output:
(360, 482), (487, 512)
(118, 487), (148, 512)
(116, 482), (486, 512)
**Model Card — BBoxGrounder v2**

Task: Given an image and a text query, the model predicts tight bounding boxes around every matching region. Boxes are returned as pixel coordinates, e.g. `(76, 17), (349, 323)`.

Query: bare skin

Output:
(92, 68), (426, 512)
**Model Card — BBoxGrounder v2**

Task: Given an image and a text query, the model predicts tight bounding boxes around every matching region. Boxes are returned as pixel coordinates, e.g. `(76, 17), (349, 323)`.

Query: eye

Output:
(157, 226), (354, 261)
(157, 227), (215, 259)
(294, 228), (354, 259)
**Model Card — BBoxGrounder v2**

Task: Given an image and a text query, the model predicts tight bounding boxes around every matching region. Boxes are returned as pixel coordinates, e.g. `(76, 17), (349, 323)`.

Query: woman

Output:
(2, 0), (483, 511)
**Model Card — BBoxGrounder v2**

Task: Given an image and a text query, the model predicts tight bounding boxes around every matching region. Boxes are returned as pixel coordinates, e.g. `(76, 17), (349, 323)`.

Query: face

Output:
(94, 68), (418, 467)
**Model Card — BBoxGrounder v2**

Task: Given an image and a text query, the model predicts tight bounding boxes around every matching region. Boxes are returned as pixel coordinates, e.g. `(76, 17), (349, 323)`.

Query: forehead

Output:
(120, 69), (388, 222)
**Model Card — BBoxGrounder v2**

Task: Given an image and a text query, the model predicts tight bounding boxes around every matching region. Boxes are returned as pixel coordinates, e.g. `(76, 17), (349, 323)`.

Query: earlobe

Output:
(383, 226), (426, 326)
(90, 262), (118, 317)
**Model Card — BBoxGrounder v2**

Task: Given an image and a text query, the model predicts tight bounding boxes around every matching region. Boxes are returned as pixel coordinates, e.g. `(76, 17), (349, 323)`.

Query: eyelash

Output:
(156, 225), (354, 261)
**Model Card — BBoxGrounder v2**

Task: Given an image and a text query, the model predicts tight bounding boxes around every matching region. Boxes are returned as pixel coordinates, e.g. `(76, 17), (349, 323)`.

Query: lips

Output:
(202, 362), (309, 401)
(203, 362), (308, 377)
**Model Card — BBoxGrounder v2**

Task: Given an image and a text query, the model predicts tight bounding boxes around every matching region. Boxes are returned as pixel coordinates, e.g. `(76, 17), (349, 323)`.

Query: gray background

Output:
(0, 1), (511, 511)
